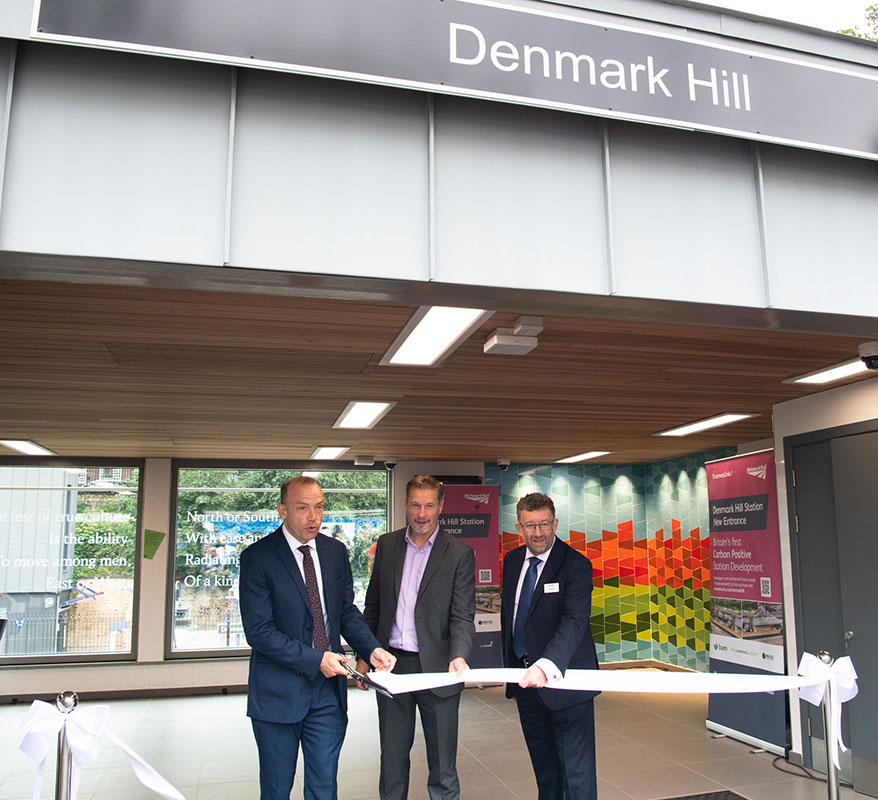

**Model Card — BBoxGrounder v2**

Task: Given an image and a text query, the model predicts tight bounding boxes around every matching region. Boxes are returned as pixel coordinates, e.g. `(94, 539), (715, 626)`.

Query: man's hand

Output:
(370, 647), (397, 672)
(448, 657), (469, 676)
(319, 651), (349, 678)
(519, 664), (547, 689)
(354, 657), (371, 691)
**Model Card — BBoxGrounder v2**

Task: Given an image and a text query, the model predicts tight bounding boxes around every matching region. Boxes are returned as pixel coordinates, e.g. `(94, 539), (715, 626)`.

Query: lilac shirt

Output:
(388, 524), (439, 651)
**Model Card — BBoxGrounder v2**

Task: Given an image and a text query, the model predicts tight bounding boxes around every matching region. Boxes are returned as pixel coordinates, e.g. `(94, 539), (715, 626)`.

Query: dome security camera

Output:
(497, 458), (511, 471)
(384, 458), (398, 471)
(858, 342), (878, 371)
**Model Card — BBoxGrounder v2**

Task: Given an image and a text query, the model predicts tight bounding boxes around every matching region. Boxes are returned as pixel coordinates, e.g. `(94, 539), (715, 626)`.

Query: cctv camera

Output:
(384, 458), (398, 471)
(859, 342), (878, 371)
(497, 458), (511, 471)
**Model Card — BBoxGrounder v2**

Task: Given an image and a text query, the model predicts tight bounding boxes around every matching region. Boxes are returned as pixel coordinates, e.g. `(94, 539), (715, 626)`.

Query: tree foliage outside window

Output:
(171, 467), (388, 653)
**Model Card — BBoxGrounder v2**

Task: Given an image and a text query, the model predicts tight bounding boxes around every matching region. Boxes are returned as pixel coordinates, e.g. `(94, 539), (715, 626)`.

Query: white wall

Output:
(772, 376), (878, 759)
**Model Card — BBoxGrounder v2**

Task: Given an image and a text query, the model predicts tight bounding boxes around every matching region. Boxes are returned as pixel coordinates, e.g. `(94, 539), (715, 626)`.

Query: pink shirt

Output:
(388, 525), (439, 651)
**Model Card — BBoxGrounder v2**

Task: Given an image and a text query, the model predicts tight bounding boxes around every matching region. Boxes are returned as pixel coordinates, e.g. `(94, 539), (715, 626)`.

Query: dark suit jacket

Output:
(239, 527), (381, 723)
(363, 526), (476, 698)
(501, 537), (599, 710)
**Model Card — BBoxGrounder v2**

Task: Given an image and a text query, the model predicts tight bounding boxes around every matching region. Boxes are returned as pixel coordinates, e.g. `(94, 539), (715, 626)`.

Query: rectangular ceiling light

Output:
(1, 439), (57, 455)
(655, 413), (758, 437)
(380, 306), (493, 367)
(783, 358), (868, 385)
(555, 451), (613, 464)
(332, 401), (396, 429)
(310, 446), (350, 460)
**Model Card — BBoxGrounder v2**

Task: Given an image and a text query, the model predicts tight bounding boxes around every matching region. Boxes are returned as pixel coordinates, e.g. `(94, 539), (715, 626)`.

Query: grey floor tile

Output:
(688, 753), (795, 788)
(603, 763), (726, 800)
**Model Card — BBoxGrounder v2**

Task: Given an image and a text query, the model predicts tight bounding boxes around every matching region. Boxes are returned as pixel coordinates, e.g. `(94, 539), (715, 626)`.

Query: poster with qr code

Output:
(707, 450), (784, 674)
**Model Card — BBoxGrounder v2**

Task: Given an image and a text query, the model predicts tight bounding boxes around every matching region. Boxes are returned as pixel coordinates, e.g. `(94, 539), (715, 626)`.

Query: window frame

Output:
(0, 456), (144, 666)
(165, 459), (390, 660)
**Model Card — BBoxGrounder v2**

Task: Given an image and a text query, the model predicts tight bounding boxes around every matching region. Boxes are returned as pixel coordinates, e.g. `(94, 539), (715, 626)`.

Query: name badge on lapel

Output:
(544, 582), (560, 593)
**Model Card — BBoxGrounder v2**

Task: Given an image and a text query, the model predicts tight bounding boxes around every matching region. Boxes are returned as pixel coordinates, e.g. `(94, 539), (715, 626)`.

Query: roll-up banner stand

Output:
(705, 450), (787, 754)
(440, 485), (501, 668)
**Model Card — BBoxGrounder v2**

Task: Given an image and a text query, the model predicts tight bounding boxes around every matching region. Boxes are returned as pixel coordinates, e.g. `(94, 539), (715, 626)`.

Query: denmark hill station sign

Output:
(35, 0), (878, 160)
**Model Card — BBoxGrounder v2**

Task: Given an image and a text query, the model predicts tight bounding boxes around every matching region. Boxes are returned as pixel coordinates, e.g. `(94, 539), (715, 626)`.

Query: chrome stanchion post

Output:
(54, 691), (79, 800)
(817, 651), (839, 800)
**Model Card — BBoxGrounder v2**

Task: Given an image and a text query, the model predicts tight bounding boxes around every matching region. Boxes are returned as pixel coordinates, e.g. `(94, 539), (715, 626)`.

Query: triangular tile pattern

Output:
(486, 448), (733, 672)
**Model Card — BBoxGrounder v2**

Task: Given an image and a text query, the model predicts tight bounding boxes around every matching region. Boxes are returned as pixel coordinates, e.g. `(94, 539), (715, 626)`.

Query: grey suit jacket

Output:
(363, 526), (476, 698)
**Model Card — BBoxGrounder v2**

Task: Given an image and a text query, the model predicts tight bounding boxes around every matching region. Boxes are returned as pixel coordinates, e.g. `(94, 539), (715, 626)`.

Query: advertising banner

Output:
(706, 450), (786, 751)
(440, 485), (501, 668)
(34, 0), (878, 161)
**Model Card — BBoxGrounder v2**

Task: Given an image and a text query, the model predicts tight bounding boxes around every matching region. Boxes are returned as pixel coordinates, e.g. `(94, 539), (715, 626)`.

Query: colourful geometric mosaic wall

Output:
(485, 448), (733, 671)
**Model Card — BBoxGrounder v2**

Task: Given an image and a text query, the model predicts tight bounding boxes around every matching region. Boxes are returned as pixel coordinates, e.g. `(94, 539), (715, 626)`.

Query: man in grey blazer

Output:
(356, 474), (476, 800)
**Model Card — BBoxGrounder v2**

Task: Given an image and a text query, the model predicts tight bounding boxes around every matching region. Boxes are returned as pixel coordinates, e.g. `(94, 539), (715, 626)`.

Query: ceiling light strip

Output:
(310, 446), (350, 460)
(555, 451), (613, 464)
(380, 306), (493, 367)
(654, 413), (758, 437)
(0, 440), (57, 456)
(332, 401), (396, 429)
(783, 358), (868, 385)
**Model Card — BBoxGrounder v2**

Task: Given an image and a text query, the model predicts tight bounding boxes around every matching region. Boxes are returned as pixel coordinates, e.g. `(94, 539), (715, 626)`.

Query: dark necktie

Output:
(299, 545), (328, 652)
(513, 556), (540, 659)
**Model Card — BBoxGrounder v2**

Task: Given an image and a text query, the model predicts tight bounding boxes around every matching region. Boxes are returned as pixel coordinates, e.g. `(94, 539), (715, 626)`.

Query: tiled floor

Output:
(0, 685), (868, 800)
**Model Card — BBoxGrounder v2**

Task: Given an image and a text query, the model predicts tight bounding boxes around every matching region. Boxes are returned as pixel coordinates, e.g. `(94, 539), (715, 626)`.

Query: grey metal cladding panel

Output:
(433, 96), (607, 293)
(0, 43), (229, 265)
(228, 71), (429, 280)
(760, 145), (878, 318)
(609, 121), (764, 307)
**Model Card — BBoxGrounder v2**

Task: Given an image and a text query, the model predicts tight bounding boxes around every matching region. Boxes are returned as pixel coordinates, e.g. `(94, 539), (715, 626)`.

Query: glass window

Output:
(170, 466), (387, 654)
(0, 463), (140, 661)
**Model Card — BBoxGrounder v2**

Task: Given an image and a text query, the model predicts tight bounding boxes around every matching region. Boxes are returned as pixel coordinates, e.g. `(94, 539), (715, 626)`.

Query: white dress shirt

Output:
(512, 538), (562, 685)
(282, 526), (329, 636)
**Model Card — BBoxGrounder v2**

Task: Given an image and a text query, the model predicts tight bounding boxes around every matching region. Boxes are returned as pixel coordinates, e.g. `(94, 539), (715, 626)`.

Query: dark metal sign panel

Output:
(34, 0), (878, 159)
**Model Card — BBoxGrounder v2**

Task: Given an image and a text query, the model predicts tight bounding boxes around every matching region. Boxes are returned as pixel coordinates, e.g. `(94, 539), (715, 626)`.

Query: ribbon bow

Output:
(19, 699), (186, 800)
(797, 653), (859, 769)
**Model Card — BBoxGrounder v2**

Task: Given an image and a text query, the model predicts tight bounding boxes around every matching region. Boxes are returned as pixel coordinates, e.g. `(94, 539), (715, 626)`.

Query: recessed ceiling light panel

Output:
(380, 306), (493, 367)
(654, 413), (758, 437)
(333, 401), (396, 429)
(310, 446), (350, 460)
(0, 440), (57, 456)
(783, 358), (868, 385)
(555, 451), (613, 464)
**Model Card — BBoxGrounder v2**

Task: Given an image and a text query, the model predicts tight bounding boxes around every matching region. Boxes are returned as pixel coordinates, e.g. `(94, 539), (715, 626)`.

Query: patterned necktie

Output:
(299, 545), (328, 651)
(513, 556), (540, 659)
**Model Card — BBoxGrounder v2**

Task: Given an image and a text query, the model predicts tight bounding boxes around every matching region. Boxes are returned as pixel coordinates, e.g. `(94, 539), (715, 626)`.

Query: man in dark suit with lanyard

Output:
(356, 474), (476, 800)
(501, 491), (599, 800)
(239, 475), (396, 800)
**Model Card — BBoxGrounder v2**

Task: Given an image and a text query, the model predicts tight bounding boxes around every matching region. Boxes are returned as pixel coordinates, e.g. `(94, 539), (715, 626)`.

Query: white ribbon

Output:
(19, 700), (186, 800)
(796, 653), (858, 769)
(368, 666), (827, 695)
(367, 652), (857, 766)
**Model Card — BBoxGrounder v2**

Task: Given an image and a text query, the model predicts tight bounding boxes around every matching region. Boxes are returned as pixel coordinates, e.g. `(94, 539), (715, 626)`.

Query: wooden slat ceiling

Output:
(0, 279), (873, 463)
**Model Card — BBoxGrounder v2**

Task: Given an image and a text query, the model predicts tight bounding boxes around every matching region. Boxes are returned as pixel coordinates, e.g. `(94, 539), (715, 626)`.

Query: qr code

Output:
(760, 577), (771, 597)
(479, 569), (492, 583)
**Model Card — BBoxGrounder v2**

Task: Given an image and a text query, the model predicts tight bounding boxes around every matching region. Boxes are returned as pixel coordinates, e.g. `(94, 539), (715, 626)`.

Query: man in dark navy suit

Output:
(501, 492), (599, 800)
(239, 475), (396, 800)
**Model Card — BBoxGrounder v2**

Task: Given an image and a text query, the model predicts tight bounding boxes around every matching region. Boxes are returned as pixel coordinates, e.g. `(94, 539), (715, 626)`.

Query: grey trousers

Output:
(377, 649), (462, 800)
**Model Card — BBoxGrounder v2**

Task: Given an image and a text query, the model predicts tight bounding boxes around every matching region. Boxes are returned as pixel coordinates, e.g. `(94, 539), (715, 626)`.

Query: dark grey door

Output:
(789, 427), (878, 797)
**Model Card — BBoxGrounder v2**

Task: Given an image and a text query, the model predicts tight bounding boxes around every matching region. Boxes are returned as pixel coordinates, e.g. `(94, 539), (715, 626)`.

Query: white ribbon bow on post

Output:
(19, 699), (186, 800)
(797, 652), (859, 769)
